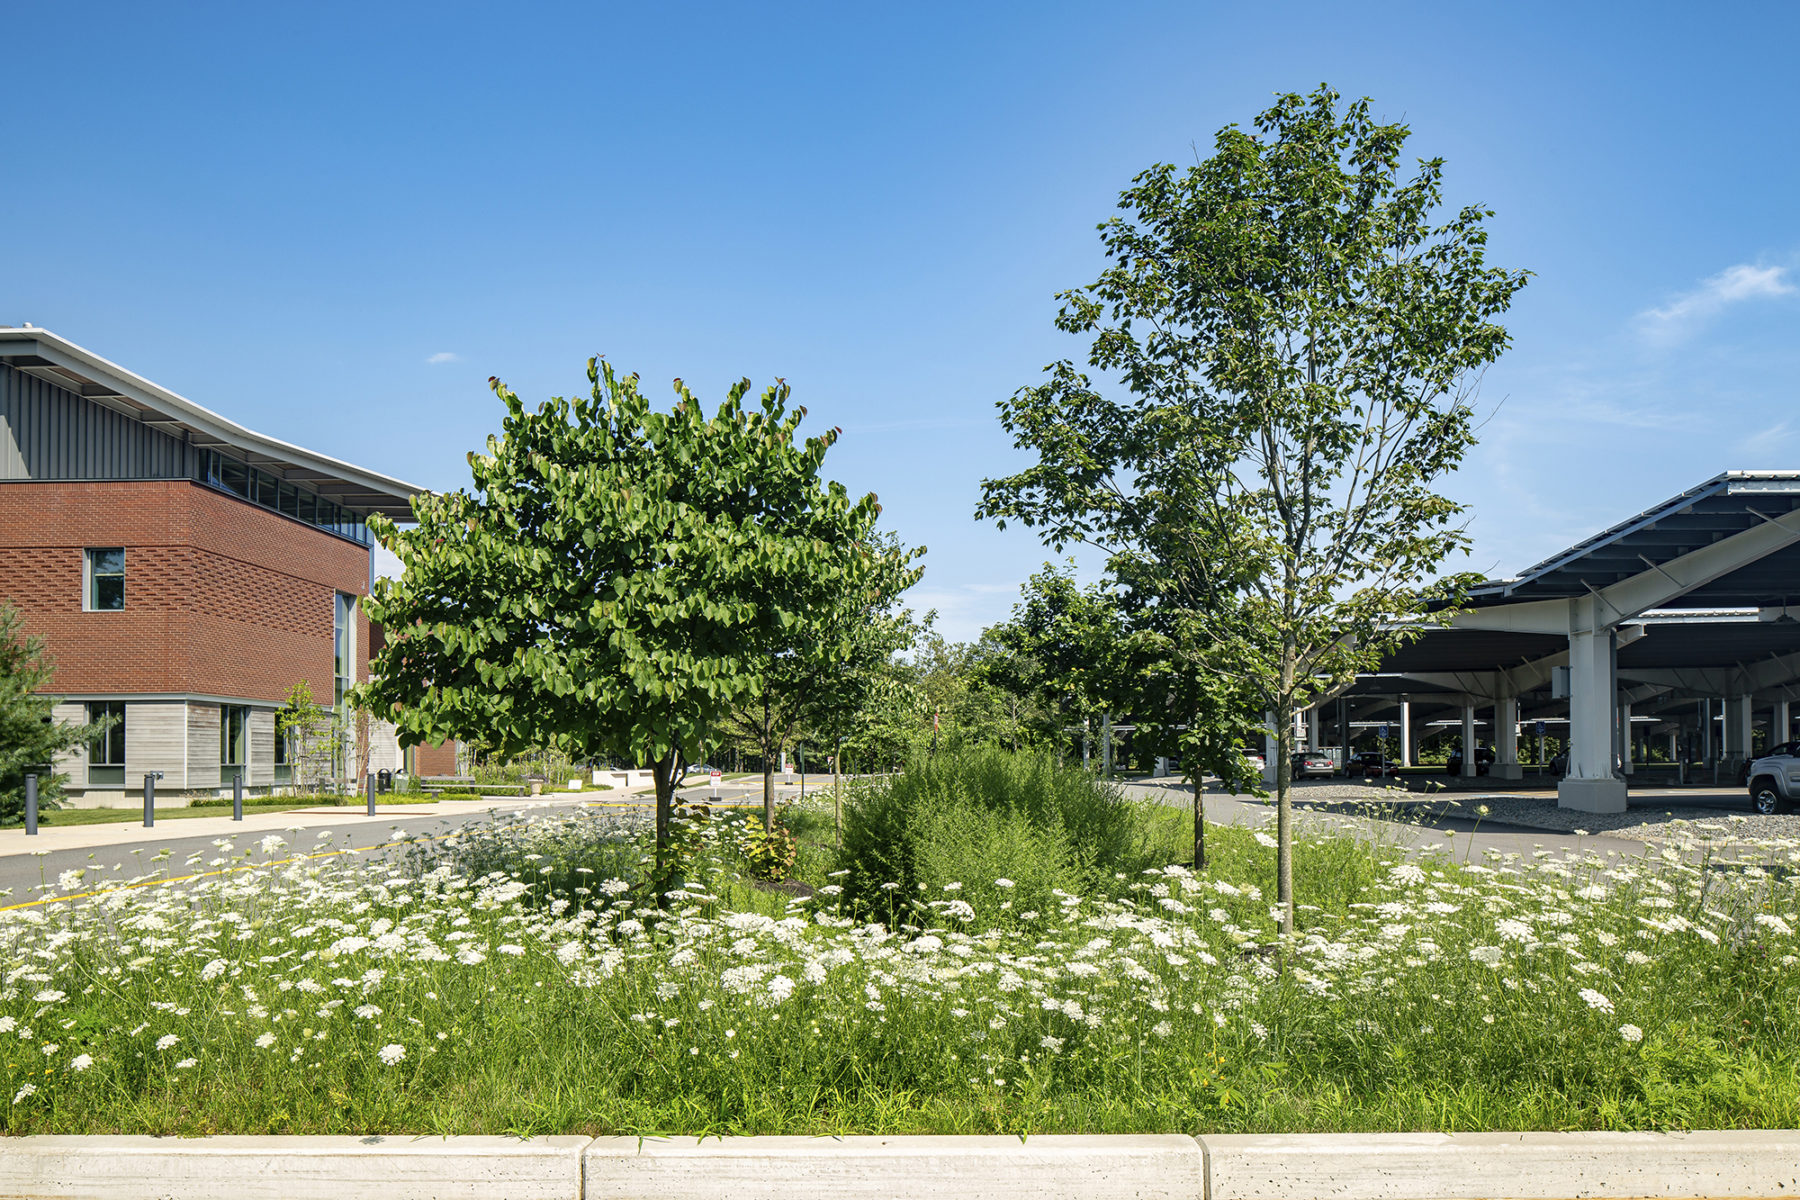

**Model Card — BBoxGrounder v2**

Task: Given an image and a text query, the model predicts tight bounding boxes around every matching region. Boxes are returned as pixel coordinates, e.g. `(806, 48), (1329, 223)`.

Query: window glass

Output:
(220, 705), (249, 769)
(86, 548), (125, 611)
(255, 470), (280, 507)
(297, 491), (316, 523)
(219, 457), (251, 498)
(88, 701), (126, 765)
(278, 482), (300, 517)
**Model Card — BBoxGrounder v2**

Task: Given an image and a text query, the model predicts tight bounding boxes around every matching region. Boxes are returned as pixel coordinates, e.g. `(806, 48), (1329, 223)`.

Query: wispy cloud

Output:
(425, 351), (460, 364)
(1636, 263), (1794, 345)
(1733, 419), (1796, 460)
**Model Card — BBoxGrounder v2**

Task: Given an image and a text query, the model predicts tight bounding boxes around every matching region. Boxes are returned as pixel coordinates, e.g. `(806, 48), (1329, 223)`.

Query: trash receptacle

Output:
(377, 769), (393, 794)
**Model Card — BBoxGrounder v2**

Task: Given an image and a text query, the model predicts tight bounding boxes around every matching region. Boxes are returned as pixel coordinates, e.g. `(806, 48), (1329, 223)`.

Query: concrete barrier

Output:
(1, 1130), (1796, 1199)
(581, 1134), (1204, 1200)
(1202, 1130), (1800, 1200)
(0, 1134), (589, 1200)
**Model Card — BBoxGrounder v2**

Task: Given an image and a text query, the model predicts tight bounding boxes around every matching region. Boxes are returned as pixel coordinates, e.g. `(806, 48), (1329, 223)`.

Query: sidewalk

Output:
(0, 795), (588, 857)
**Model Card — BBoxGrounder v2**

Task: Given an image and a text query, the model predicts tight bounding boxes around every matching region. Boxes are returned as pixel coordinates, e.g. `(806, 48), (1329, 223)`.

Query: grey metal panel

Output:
(0, 362), (185, 481)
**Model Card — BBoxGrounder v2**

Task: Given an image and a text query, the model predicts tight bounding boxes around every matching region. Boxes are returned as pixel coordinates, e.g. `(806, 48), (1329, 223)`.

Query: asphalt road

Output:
(4, 772), (1688, 910)
(0, 777), (830, 908)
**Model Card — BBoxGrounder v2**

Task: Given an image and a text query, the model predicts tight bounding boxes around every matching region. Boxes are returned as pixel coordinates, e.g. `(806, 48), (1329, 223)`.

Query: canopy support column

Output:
(1493, 694), (1522, 780)
(1559, 627), (1627, 813)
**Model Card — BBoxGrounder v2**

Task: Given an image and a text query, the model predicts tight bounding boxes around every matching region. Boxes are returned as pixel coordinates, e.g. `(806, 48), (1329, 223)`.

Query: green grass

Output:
(1, 791), (1796, 1137)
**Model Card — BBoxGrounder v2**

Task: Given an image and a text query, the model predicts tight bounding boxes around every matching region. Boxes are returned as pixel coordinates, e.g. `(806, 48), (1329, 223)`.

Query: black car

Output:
(1445, 746), (1496, 776)
(1346, 750), (1398, 778)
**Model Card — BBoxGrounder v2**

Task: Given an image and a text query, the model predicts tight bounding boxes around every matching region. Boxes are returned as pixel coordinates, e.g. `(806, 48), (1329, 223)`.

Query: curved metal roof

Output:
(0, 326), (424, 519)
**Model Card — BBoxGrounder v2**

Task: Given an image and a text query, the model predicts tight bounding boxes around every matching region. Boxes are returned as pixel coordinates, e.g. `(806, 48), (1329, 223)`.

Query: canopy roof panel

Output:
(1471, 472), (1800, 609)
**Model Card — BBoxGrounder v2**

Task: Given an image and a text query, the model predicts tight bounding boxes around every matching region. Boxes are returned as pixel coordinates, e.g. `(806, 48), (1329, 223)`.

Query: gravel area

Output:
(1187, 778), (1800, 844)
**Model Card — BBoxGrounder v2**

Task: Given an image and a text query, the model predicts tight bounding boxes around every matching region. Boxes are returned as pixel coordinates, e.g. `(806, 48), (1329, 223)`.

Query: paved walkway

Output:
(1124, 778), (1656, 862)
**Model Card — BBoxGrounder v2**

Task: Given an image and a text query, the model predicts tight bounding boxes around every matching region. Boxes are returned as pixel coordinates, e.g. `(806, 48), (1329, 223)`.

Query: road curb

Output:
(0, 1130), (1795, 1199)
(0, 1134), (589, 1200)
(582, 1133), (1203, 1199)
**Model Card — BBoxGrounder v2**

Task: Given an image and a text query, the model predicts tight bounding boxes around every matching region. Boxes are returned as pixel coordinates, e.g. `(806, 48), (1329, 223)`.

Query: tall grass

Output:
(0, 797), (1795, 1137)
(837, 748), (1145, 925)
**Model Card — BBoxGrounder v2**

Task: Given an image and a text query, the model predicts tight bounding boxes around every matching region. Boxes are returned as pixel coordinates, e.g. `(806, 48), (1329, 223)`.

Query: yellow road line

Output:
(0, 829), (467, 912)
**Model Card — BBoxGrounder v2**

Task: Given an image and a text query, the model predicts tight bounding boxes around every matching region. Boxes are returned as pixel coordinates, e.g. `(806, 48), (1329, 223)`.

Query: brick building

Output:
(0, 327), (452, 802)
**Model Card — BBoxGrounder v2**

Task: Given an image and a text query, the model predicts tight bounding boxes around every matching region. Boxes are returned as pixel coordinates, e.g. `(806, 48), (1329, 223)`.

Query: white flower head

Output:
(69, 1054), (93, 1072)
(378, 1043), (406, 1066)
(1579, 988), (1615, 1014)
(156, 1035), (179, 1051)
(1619, 1024), (1644, 1043)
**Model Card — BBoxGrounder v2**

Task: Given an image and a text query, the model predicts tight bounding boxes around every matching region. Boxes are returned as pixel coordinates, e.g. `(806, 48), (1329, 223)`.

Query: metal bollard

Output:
(233, 771), (244, 821)
(143, 772), (161, 828)
(24, 773), (37, 836)
(366, 772), (375, 815)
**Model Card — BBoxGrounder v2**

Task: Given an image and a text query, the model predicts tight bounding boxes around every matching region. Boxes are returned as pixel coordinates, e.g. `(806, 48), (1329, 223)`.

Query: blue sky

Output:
(9, 1), (1800, 640)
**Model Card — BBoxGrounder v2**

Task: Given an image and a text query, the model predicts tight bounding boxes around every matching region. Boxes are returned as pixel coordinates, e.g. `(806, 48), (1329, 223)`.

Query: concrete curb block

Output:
(0, 1134), (589, 1200)
(582, 1133), (1204, 1199)
(1203, 1131), (1800, 1199)
(1, 1130), (1797, 1200)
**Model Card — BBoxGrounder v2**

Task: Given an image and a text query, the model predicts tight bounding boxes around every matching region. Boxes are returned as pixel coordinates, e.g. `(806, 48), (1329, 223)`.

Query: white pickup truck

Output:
(1745, 742), (1800, 814)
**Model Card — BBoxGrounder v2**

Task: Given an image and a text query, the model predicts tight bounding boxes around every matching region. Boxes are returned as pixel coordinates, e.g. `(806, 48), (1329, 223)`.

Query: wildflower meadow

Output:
(0, 768), (1796, 1137)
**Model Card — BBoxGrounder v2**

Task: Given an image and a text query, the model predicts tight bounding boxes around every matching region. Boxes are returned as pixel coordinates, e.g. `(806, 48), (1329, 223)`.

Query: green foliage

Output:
(978, 85), (1529, 922)
(837, 748), (1141, 925)
(0, 601), (103, 826)
(357, 357), (904, 862)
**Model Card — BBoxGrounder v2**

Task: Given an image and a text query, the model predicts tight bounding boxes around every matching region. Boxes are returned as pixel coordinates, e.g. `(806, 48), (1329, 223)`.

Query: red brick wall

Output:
(412, 740), (459, 777)
(0, 480), (371, 704)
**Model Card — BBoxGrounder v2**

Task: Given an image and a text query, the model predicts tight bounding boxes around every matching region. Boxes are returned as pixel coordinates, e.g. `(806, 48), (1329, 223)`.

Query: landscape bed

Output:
(0, 794), (1795, 1138)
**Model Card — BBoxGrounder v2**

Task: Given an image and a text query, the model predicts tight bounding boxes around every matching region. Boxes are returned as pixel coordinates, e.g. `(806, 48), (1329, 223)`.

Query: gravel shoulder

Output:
(1180, 777), (1800, 845)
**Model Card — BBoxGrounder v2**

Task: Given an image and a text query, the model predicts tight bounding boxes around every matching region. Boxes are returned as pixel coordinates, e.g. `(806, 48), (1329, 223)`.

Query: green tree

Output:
(978, 86), (1527, 931)
(357, 358), (896, 881)
(721, 529), (922, 832)
(0, 602), (105, 825)
(981, 563), (1128, 762)
(276, 680), (336, 795)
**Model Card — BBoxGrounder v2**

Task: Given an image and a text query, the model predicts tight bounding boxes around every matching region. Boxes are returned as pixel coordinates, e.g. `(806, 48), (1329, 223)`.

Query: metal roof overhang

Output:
(0, 327), (424, 519)
(1466, 472), (1800, 610)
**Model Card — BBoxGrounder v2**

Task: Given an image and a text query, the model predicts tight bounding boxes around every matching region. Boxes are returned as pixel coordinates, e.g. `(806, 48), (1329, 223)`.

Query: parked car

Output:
(1345, 750), (1398, 778)
(1291, 750), (1336, 780)
(1445, 746), (1496, 776)
(1240, 751), (1266, 779)
(1746, 743), (1800, 814)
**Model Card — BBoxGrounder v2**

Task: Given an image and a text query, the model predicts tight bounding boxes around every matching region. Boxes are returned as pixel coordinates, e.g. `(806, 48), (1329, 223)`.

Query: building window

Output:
(88, 701), (125, 787)
(85, 549), (125, 611)
(220, 704), (249, 780)
(334, 593), (355, 777)
(194, 448), (372, 545)
(274, 723), (292, 785)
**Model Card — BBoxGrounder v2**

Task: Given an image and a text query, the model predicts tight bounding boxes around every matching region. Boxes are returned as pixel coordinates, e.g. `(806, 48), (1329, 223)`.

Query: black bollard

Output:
(143, 772), (160, 828)
(24, 774), (37, 836)
(366, 772), (375, 815)
(233, 770), (243, 821)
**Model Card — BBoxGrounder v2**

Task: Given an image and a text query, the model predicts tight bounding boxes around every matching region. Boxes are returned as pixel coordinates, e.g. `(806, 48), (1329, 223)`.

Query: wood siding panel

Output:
(186, 702), (220, 791)
(125, 701), (188, 790)
(51, 701), (87, 788)
(249, 708), (275, 787)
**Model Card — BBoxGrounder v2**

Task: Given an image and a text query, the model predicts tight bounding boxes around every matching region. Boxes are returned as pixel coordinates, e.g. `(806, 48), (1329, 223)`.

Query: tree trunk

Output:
(651, 749), (680, 905)
(1275, 700), (1295, 939)
(760, 694), (777, 832)
(832, 745), (842, 849)
(1191, 753), (1206, 870)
